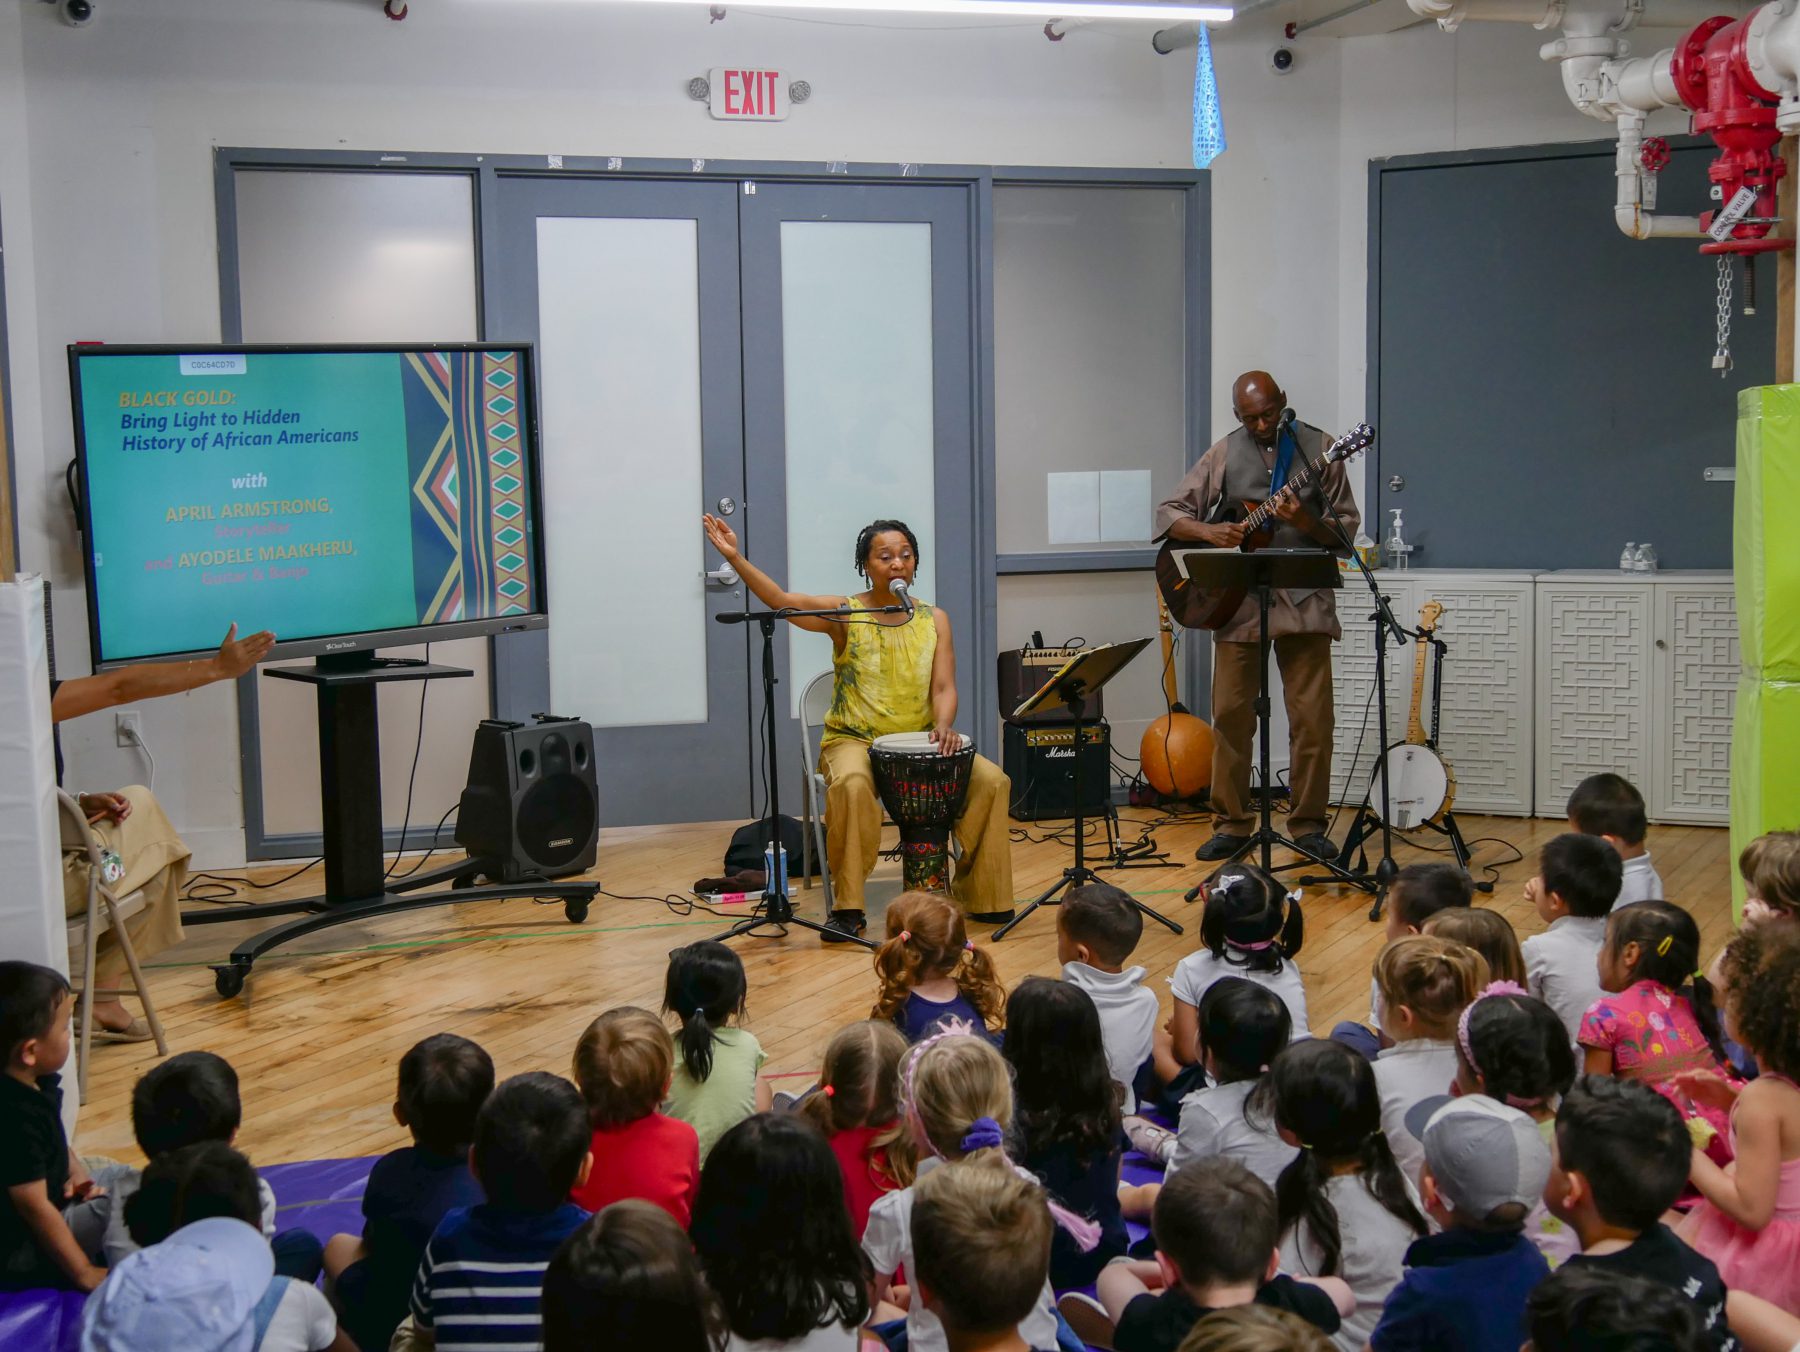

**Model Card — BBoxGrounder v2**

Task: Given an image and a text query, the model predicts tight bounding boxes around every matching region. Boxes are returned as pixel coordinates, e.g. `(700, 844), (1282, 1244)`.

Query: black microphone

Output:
(1281, 408), (1298, 430)
(891, 579), (915, 615)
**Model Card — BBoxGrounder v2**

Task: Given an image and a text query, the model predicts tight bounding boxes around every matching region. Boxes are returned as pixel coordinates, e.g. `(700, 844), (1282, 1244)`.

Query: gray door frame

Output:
(213, 148), (1208, 858)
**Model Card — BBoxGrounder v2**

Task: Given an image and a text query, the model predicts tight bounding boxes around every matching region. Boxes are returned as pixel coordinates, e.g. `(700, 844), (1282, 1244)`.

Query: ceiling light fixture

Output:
(533, 0), (1232, 22)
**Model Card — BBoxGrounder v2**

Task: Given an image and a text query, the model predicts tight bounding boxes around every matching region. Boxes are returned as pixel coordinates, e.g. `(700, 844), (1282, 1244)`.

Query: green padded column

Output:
(1731, 386), (1800, 917)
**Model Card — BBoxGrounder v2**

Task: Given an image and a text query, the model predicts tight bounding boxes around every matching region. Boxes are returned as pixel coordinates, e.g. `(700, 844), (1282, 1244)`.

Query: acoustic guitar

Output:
(1369, 600), (1457, 832)
(1154, 421), (1375, 631)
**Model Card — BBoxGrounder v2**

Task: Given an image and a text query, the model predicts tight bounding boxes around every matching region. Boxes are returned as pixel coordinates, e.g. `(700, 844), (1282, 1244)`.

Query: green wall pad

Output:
(1735, 385), (1800, 682)
(1730, 676), (1800, 917)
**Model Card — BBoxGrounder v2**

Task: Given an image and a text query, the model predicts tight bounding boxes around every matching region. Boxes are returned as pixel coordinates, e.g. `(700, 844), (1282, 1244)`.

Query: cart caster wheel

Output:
(213, 964), (248, 999)
(565, 901), (590, 924)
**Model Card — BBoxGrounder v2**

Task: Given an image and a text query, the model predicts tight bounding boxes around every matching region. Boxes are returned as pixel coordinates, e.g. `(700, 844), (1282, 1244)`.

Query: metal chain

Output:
(1713, 255), (1734, 376)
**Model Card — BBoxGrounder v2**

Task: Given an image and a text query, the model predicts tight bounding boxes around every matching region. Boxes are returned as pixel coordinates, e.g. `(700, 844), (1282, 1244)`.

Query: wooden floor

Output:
(73, 811), (1737, 1168)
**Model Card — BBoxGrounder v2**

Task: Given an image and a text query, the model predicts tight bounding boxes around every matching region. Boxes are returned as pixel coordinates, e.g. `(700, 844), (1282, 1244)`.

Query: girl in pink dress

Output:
(1578, 900), (1734, 1160)
(1676, 923), (1800, 1315)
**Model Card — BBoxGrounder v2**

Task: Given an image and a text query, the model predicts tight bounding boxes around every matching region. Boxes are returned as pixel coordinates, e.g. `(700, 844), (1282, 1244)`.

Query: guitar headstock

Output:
(1418, 599), (1445, 633)
(1325, 422), (1375, 465)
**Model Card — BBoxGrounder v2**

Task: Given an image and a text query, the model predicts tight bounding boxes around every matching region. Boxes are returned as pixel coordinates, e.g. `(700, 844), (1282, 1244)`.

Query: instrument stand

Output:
(710, 604), (882, 951)
(187, 656), (598, 999)
(1098, 803), (1177, 872)
(995, 640), (1183, 941)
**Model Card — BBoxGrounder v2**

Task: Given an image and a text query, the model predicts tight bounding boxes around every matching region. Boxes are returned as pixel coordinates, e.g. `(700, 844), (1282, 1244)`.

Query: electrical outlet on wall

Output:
(115, 711), (142, 747)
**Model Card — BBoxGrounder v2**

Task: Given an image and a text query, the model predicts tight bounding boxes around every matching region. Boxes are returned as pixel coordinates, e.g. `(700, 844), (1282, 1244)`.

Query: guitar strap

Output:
(1269, 422), (1298, 496)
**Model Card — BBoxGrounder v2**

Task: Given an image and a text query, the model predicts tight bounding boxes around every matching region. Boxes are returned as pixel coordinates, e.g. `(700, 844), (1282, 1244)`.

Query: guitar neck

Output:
(1243, 453), (1322, 532)
(1406, 634), (1430, 744)
(1157, 595), (1180, 708)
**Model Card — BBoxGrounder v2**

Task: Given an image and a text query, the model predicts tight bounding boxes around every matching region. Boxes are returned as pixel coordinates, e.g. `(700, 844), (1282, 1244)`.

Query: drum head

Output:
(1375, 744), (1450, 831)
(872, 731), (939, 755)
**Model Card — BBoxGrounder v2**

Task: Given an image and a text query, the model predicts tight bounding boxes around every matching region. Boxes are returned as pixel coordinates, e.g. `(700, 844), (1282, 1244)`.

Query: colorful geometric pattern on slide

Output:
(401, 350), (538, 624)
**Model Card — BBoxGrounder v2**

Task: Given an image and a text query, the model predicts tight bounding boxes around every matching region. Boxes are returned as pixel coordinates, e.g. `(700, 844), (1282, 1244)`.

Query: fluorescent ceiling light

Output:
(538, 0), (1233, 20)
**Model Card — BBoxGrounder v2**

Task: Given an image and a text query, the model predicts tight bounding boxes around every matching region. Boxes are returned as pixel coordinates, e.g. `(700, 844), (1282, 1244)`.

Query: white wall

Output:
(1, 0), (1694, 859)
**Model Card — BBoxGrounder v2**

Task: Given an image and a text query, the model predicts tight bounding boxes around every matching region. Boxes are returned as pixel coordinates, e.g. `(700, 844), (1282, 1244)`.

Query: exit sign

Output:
(710, 67), (787, 122)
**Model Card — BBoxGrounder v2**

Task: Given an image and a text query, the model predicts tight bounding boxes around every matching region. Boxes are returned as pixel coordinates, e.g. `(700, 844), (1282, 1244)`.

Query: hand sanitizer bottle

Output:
(1620, 542), (1636, 574)
(1386, 509), (1410, 572)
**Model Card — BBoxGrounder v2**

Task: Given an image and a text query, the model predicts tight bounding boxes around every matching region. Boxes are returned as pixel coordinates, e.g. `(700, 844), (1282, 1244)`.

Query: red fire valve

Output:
(1670, 8), (1791, 254)
(1640, 136), (1673, 172)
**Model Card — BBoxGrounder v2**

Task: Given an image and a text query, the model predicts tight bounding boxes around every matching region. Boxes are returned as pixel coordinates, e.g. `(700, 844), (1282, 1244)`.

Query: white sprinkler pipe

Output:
(1613, 111), (1706, 235)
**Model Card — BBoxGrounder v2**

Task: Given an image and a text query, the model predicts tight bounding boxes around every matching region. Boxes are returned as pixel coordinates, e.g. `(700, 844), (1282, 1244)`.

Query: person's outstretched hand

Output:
(702, 513), (742, 561)
(216, 623), (276, 678)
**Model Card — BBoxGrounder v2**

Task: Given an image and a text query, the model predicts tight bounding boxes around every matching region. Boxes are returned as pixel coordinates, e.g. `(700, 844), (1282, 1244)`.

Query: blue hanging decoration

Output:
(1192, 24), (1226, 169)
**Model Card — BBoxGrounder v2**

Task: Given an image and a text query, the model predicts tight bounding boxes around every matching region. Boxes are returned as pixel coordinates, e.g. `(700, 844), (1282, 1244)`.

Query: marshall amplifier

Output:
(1003, 721), (1112, 821)
(998, 644), (1104, 724)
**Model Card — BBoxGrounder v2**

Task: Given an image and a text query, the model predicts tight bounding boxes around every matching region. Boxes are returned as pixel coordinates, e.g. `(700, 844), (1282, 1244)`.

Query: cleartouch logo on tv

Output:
(179, 355), (247, 376)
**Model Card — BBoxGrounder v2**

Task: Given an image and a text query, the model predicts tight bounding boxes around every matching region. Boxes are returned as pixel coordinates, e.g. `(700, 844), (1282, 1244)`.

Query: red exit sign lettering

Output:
(710, 67), (788, 122)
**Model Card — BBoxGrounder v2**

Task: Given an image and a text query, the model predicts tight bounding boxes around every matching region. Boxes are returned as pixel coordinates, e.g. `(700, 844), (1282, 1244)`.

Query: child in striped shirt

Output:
(398, 1073), (592, 1351)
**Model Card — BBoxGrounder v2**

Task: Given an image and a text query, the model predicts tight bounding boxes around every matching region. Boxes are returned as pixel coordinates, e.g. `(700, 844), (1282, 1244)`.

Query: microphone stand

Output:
(1285, 420), (1413, 921)
(709, 600), (905, 952)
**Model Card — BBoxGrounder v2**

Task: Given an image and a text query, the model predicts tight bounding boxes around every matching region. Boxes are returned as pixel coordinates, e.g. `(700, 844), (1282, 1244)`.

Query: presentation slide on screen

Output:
(77, 349), (539, 663)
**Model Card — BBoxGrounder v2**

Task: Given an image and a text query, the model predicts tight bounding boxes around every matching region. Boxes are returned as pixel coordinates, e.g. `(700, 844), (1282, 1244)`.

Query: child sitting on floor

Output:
(1567, 772), (1663, 904)
(1521, 834), (1622, 1047)
(1272, 1039), (1430, 1352)
(1525, 1265), (1707, 1352)
(0, 961), (110, 1292)
(1708, 831), (1800, 1078)
(397, 1072), (594, 1351)
(114, 1140), (351, 1351)
(1156, 866), (1307, 1098)
(1421, 907), (1527, 988)
(1004, 977), (1129, 1289)
(570, 1007), (700, 1226)
(873, 892), (1007, 1044)
(1452, 983), (1579, 1268)
(1331, 862), (1472, 1060)
(801, 1019), (915, 1241)
(326, 1032), (493, 1352)
(1372, 935), (1489, 1188)
(1548, 1075), (1736, 1351)
(1369, 1096), (1551, 1352)
(912, 1162), (1060, 1352)
(1076, 1157), (1342, 1352)
(664, 940), (770, 1162)
(1058, 882), (1160, 1113)
(541, 1201), (726, 1352)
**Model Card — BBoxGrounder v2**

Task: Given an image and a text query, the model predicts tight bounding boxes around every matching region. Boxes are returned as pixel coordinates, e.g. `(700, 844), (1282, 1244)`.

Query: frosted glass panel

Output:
(538, 217), (707, 727)
(781, 221), (936, 713)
(235, 171), (477, 342)
(994, 187), (1187, 553)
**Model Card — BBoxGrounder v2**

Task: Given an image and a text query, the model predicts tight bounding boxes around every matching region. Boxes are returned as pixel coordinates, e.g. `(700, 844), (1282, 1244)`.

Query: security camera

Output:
(1270, 46), (1296, 74)
(60, 0), (95, 27)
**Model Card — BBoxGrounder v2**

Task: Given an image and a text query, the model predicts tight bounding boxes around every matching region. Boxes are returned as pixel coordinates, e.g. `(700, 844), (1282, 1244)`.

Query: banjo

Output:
(1370, 600), (1457, 832)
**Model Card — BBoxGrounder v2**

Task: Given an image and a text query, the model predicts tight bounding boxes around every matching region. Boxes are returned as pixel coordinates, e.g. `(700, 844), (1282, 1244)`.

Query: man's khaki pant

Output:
(1209, 635), (1335, 839)
(818, 737), (1015, 915)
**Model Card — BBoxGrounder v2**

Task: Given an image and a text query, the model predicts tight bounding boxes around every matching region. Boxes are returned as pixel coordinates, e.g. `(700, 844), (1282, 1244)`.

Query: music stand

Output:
(993, 639), (1184, 941)
(1167, 548), (1360, 883)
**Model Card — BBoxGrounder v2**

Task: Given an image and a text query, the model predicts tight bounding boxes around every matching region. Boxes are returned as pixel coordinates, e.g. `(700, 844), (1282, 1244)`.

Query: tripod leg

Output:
(993, 873), (1075, 940)
(1439, 813), (1474, 874)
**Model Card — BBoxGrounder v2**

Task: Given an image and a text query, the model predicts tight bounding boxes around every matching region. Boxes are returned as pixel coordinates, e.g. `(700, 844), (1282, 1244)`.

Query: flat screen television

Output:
(69, 342), (547, 668)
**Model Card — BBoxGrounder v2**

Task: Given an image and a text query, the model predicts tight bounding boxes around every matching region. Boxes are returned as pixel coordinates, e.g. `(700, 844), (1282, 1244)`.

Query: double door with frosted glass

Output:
(487, 175), (979, 827)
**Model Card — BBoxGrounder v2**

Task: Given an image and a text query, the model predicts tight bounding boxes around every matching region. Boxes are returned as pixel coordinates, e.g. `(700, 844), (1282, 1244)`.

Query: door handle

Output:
(702, 562), (741, 586)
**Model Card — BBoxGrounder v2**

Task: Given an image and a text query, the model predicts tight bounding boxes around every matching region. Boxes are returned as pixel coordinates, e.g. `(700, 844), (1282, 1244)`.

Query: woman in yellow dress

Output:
(701, 515), (1014, 942)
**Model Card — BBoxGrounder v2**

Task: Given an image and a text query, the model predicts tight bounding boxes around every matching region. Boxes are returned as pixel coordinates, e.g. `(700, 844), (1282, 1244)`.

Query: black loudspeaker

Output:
(454, 717), (599, 880)
(1003, 721), (1112, 821)
(997, 645), (1103, 724)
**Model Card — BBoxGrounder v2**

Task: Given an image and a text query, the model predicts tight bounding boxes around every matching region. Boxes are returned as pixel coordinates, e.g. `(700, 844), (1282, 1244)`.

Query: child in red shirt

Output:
(801, 1020), (915, 1239)
(570, 1007), (700, 1226)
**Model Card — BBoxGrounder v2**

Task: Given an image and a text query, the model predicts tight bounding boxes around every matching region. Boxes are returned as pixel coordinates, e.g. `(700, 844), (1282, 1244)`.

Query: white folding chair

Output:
(59, 790), (169, 1103)
(798, 670), (836, 911)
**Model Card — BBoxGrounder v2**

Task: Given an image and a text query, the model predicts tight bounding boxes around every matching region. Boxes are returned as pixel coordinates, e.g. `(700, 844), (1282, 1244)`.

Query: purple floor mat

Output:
(0, 1156), (381, 1350)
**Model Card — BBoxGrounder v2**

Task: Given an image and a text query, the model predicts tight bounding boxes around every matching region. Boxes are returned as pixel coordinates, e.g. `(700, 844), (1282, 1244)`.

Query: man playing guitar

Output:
(1153, 370), (1361, 863)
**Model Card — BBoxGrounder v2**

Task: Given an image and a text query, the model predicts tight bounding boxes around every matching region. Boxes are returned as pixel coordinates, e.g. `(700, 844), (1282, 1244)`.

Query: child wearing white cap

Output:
(1367, 1095), (1552, 1352)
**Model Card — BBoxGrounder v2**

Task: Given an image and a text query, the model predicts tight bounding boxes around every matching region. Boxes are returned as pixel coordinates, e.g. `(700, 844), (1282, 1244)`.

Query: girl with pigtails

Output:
(871, 892), (1007, 1043)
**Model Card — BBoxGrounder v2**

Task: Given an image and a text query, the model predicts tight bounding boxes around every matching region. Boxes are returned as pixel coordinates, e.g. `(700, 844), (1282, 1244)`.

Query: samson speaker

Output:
(997, 645), (1103, 724)
(1003, 721), (1112, 821)
(454, 717), (599, 880)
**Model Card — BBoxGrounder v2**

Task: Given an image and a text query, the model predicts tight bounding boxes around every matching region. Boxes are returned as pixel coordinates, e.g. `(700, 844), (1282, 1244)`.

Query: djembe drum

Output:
(867, 732), (976, 893)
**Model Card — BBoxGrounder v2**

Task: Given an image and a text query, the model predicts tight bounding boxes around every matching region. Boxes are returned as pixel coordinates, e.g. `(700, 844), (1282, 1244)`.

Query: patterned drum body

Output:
(867, 734), (976, 894)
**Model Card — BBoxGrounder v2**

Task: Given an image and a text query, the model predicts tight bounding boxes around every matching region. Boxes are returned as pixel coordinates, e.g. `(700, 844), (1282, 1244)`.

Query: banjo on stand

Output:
(1371, 601), (1456, 832)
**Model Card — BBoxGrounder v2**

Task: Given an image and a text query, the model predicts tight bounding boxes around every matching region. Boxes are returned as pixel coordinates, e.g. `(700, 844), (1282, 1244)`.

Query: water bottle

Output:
(1620, 542), (1636, 574)
(1386, 509), (1410, 572)
(764, 837), (790, 898)
(1634, 543), (1657, 573)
